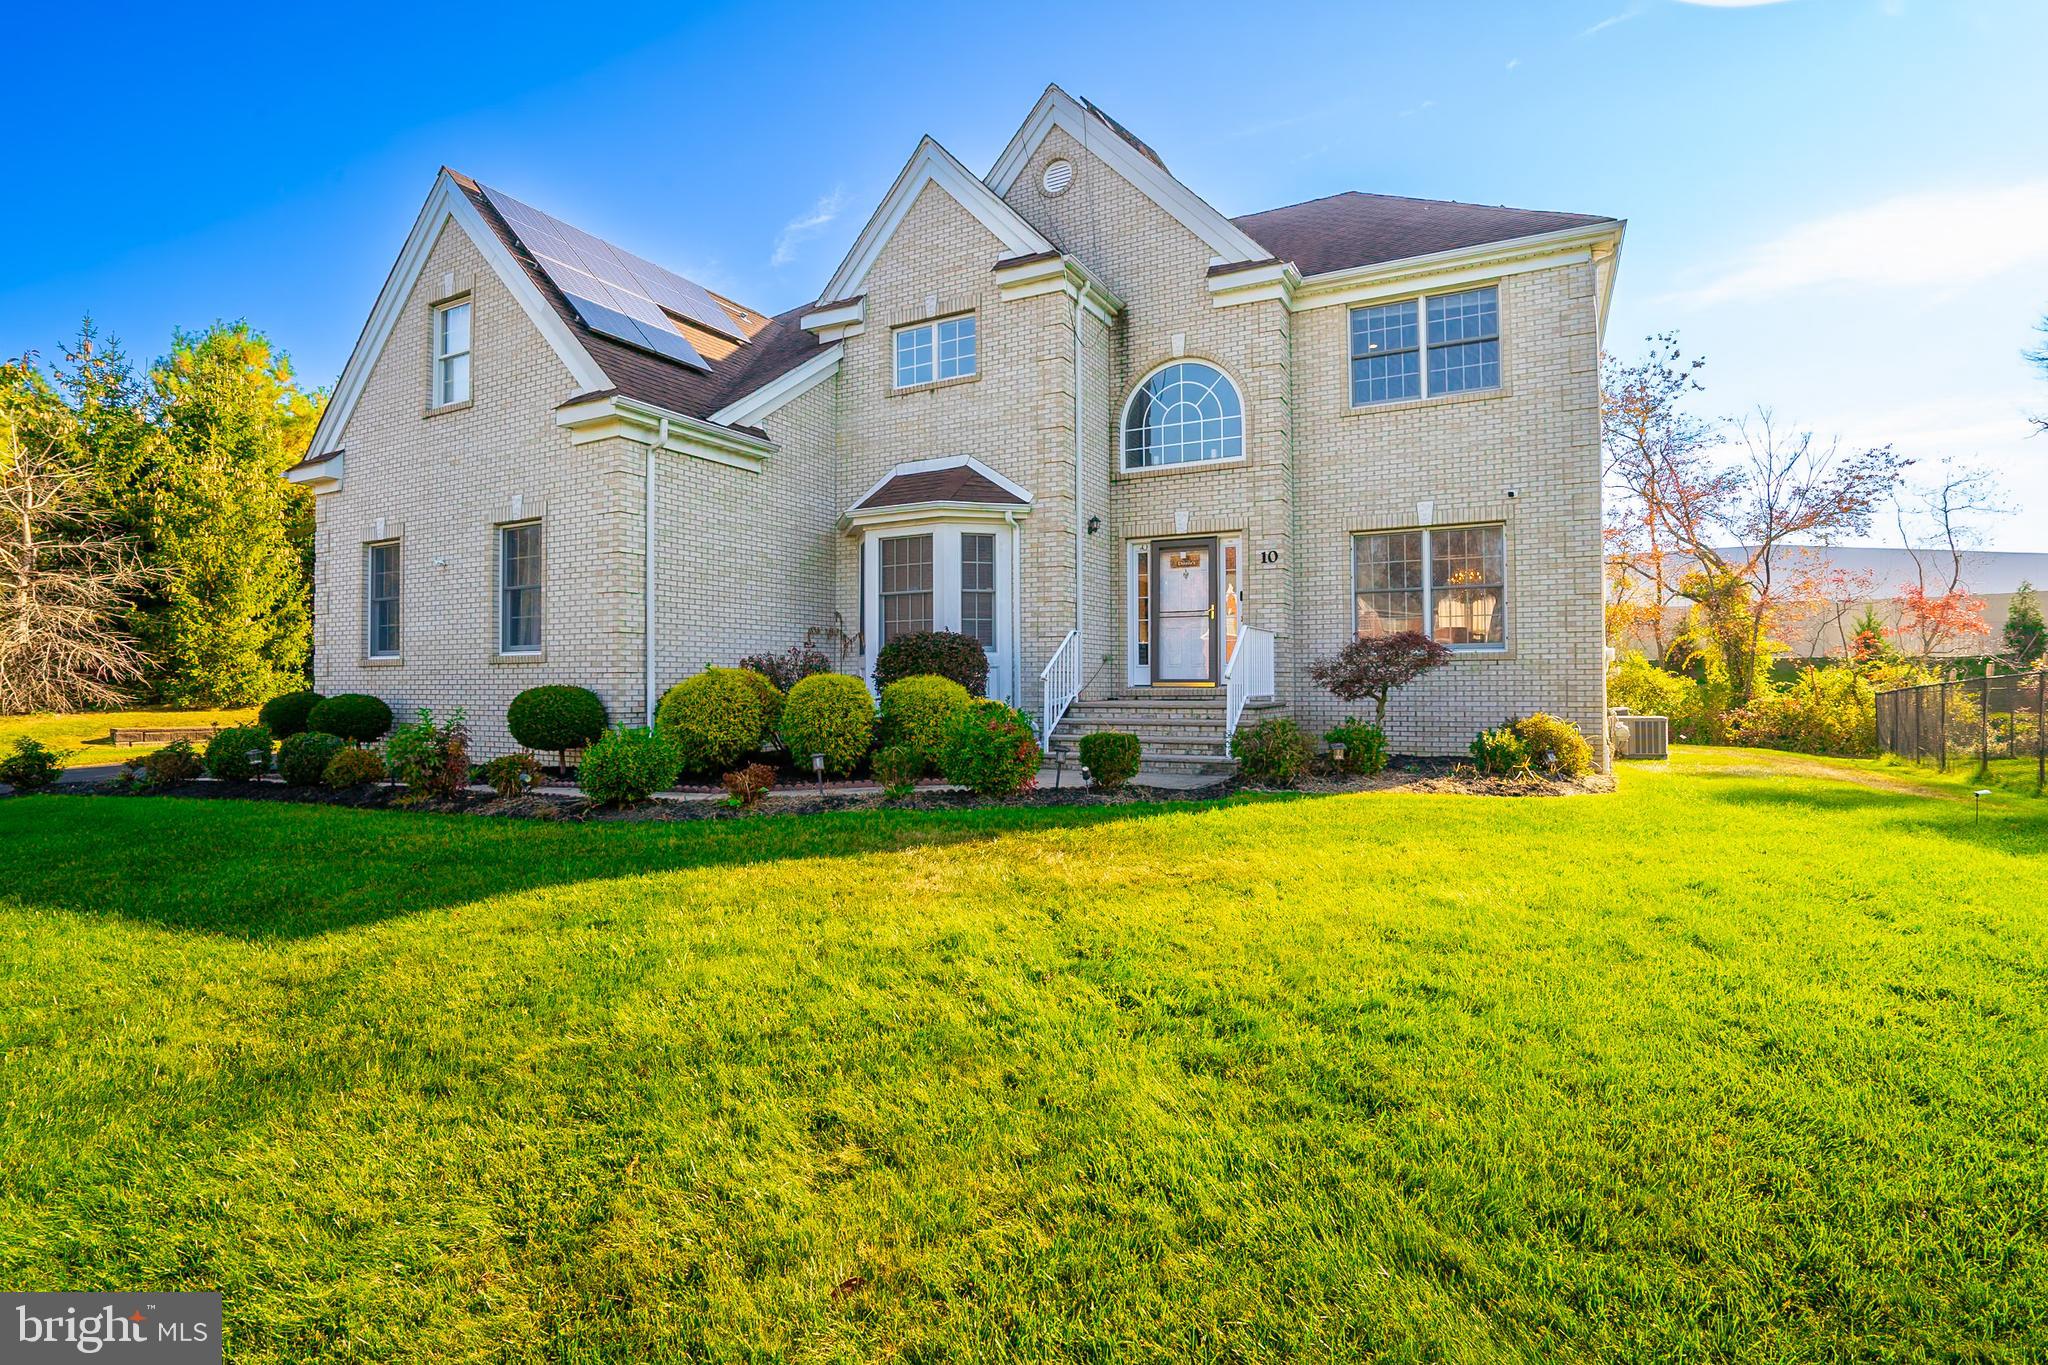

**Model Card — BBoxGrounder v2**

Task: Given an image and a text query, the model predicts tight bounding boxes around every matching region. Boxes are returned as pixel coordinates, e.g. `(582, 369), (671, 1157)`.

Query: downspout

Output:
(1006, 508), (1023, 710)
(1072, 282), (1086, 651)
(644, 416), (669, 725)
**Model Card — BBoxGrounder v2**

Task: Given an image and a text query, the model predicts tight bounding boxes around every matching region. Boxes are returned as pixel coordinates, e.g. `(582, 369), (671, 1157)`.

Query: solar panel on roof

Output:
(480, 184), (744, 371)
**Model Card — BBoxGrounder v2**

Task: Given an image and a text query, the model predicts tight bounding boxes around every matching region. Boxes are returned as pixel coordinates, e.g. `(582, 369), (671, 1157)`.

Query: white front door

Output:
(861, 523), (1014, 704)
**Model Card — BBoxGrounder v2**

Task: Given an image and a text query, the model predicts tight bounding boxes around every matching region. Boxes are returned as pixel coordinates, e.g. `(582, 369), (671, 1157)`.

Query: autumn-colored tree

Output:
(1889, 461), (2002, 664)
(1308, 631), (1452, 725)
(1848, 604), (1895, 665)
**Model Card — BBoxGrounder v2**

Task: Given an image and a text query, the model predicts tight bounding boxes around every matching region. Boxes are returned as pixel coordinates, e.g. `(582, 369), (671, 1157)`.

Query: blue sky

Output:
(8, 0), (2045, 546)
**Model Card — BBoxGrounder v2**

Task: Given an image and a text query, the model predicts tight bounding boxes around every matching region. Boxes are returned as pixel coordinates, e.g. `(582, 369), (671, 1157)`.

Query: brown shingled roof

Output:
(453, 173), (827, 424)
(853, 463), (1027, 511)
(1231, 191), (1616, 279)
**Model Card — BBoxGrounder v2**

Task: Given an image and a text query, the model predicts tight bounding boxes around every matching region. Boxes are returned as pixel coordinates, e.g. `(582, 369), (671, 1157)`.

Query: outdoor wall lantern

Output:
(1086, 516), (1101, 535)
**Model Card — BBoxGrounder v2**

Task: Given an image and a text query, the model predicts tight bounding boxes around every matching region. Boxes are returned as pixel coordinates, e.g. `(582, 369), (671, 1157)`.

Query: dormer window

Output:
(433, 299), (472, 407)
(894, 315), (976, 389)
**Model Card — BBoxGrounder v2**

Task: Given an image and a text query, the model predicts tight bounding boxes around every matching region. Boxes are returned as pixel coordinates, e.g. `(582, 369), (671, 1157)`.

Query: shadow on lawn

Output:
(0, 793), (1240, 941)
(1686, 770), (2048, 855)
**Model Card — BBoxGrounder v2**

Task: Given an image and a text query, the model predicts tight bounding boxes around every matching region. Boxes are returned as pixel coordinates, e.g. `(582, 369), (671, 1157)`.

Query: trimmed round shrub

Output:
(939, 700), (1040, 796)
(0, 737), (63, 791)
(870, 743), (924, 798)
(1512, 713), (1593, 779)
(307, 693), (393, 744)
(1077, 731), (1142, 791)
(1323, 718), (1390, 776)
(506, 685), (607, 768)
(879, 675), (972, 768)
(258, 689), (325, 739)
(204, 724), (274, 782)
(656, 667), (776, 774)
(578, 725), (682, 806)
(739, 668), (786, 743)
(322, 745), (386, 790)
(778, 673), (876, 777)
(276, 731), (346, 787)
(1230, 717), (1311, 787)
(1469, 724), (1532, 777)
(874, 630), (989, 696)
(142, 739), (204, 788)
(481, 752), (546, 798)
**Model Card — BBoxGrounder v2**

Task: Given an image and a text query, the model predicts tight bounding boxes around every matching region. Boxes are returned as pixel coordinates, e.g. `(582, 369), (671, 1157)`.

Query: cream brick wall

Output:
(312, 219), (644, 757)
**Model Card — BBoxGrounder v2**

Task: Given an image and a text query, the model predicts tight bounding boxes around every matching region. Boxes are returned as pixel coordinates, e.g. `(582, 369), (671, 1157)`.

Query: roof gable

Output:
(986, 86), (1269, 266)
(818, 138), (1054, 305)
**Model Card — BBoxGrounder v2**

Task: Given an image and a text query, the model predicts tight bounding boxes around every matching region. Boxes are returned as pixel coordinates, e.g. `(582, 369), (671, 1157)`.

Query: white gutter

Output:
(645, 415), (668, 725)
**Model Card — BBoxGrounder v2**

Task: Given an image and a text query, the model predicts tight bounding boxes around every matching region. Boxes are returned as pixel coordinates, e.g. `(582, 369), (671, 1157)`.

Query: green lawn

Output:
(1, 749), (2043, 1360)
(0, 707), (258, 767)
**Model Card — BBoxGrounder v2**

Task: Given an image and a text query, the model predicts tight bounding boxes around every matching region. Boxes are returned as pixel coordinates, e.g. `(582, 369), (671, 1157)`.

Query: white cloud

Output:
(771, 189), (845, 268)
(1666, 181), (2048, 307)
(1581, 9), (1641, 36)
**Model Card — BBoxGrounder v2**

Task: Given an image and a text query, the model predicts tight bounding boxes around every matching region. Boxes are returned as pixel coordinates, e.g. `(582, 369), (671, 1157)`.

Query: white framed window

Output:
(894, 315), (976, 388)
(365, 540), (401, 658)
(1350, 284), (1499, 407)
(878, 533), (934, 642)
(434, 299), (472, 407)
(498, 520), (542, 654)
(1352, 523), (1506, 649)
(960, 532), (996, 646)
(1121, 361), (1244, 470)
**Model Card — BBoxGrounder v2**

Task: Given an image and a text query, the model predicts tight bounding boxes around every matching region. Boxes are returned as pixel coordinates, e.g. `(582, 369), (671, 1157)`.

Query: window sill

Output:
(1345, 386), (1508, 418)
(492, 651), (546, 665)
(890, 373), (980, 398)
(361, 655), (404, 668)
(423, 398), (474, 419)
(1114, 455), (1248, 482)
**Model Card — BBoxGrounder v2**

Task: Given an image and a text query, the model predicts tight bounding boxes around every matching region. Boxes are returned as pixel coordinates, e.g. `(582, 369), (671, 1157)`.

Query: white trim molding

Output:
(992, 252), (1124, 324)
(285, 452), (345, 493)
(1286, 220), (1627, 314)
(300, 170), (608, 465)
(554, 394), (775, 471)
(841, 454), (1033, 533)
(799, 296), (866, 342)
(986, 86), (1270, 267)
(709, 344), (843, 429)
(819, 138), (1054, 306)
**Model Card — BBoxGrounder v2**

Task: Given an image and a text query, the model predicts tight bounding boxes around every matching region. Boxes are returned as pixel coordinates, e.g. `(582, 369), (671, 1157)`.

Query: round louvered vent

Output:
(1041, 158), (1074, 196)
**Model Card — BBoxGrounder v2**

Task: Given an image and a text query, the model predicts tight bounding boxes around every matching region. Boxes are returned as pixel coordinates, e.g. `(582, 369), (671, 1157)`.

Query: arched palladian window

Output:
(1121, 361), (1244, 470)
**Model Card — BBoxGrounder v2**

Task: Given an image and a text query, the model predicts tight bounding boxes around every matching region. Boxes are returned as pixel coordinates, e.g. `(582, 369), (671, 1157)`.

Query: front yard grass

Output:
(1, 747), (2043, 1360)
(0, 707), (257, 767)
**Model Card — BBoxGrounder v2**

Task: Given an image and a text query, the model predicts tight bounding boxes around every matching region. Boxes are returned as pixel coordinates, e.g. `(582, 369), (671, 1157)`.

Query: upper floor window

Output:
(434, 299), (472, 407)
(894, 315), (976, 388)
(1121, 361), (1243, 470)
(1350, 284), (1499, 407)
(365, 540), (401, 659)
(1353, 523), (1506, 649)
(499, 520), (542, 654)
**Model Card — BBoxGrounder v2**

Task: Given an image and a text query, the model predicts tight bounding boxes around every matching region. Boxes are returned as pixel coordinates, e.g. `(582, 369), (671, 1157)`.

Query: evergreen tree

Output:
(2005, 580), (2045, 666)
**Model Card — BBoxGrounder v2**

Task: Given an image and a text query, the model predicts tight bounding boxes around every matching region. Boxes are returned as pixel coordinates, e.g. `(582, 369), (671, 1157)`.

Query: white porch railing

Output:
(1223, 626), (1276, 737)
(1039, 629), (1082, 743)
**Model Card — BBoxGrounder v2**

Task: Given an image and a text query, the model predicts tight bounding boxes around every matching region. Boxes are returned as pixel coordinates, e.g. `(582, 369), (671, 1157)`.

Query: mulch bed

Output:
(16, 759), (1611, 822)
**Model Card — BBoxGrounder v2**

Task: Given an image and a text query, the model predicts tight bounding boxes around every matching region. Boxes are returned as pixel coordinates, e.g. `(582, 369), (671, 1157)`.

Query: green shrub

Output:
(481, 752), (547, 798)
(1730, 665), (1876, 756)
(276, 731), (346, 787)
(1323, 719), (1390, 775)
(1077, 731), (1142, 790)
(1230, 717), (1311, 786)
(870, 743), (924, 799)
(307, 693), (393, 744)
(506, 685), (607, 770)
(721, 761), (777, 809)
(0, 737), (64, 791)
(1469, 725), (1532, 776)
(204, 725), (274, 781)
(385, 709), (471, 800)
(778, 673), (876, 777)
(322, 745), (386, 790)
(879, 675), (972, 769)
(1609, 651), (1726, 745)
(142, 739), (203, 788)
(578, 726), (681, 806)
(1512, 713), (1593, 778)
(874, 630), (989, 695)
(657, 667), (777, 774)
(939, 700), (1040, 795)
(258, 689), (325, 739)
(739, 668), (786, 744)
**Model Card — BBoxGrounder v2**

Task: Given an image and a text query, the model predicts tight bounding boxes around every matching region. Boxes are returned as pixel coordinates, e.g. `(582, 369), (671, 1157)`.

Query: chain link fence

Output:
(1875, 671), (2048, 788)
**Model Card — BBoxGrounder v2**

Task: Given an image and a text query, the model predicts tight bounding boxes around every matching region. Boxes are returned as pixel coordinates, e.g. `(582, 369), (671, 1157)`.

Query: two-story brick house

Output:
(290, 86), (1624, 770)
